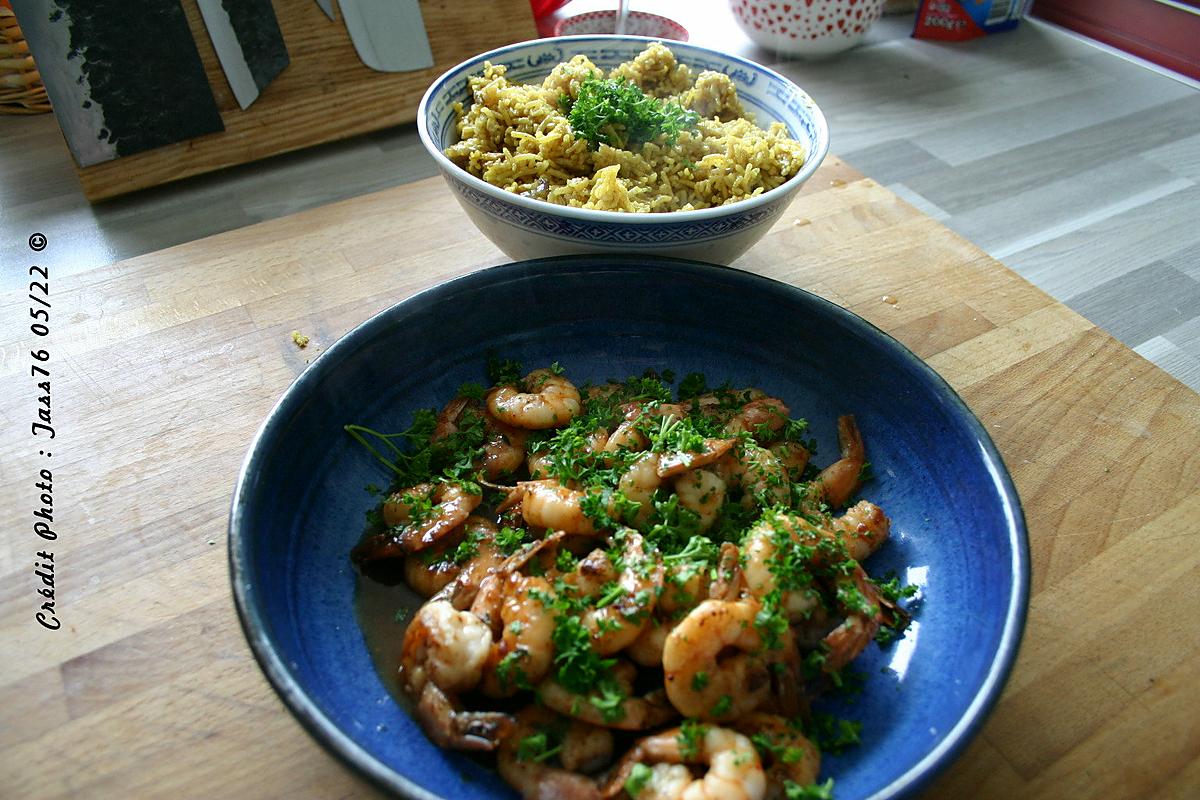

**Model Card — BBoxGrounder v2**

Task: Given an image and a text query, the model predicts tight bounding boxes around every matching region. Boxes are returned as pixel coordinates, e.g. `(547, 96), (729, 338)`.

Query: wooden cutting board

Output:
(60, 0), (537, 200)
(1, 158), (1197, 798)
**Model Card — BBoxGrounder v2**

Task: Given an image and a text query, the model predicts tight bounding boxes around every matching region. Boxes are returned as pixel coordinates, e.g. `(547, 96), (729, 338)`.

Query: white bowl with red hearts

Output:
(731, 0), (886, 58)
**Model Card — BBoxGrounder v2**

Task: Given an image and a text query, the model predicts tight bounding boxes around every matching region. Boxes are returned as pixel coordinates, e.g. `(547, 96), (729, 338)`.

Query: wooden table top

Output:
(2, 158), (1197, 799)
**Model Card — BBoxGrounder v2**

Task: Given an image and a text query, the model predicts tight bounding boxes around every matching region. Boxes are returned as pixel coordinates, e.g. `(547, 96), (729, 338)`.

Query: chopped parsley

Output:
(494, 525), (528, 555)
(550, 607), (617, 694)
(487, 352), (524, 386)
(517, 731), (561, 763)
(678, 719), (708, 760)
(564, 76), (699, 150)
(625, 762), (653, 797)
(754, 589), (789, 650)
(495, 650), (531, 690)
(807, 712), (863, 755)
(784, 778), (835, 800)
(750, 731), (807, 766)
(450, 528), (485, 565)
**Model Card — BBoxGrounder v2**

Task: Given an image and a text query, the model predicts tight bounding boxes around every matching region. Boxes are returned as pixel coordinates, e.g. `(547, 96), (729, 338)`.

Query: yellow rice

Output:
(444, 43), (807, 213)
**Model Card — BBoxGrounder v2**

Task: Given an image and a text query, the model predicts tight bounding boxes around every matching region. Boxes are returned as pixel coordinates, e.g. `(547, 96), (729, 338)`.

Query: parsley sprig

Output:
(564, 76), (699, 150)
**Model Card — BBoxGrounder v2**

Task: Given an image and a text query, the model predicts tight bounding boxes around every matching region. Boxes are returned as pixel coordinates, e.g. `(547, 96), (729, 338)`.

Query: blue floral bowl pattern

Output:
(229, 256), (1029, 800)
(417, 36), (830, 263)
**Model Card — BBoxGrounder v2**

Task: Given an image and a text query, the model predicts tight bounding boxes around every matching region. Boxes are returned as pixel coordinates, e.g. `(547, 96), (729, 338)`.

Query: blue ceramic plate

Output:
(229, 256), (1028, 800)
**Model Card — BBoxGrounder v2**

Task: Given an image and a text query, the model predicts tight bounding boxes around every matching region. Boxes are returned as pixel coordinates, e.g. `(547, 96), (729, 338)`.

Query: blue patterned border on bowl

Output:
(445, 179), (788, 245)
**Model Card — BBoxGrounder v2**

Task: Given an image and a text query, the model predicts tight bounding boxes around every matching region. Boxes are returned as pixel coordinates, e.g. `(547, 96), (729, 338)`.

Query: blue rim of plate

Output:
(415, 35), (831, 226)
(228, 255), (1029, 800)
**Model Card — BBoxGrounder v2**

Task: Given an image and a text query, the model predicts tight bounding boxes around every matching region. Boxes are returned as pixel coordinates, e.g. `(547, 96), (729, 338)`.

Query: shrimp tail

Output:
(416, 682), (514, 752)
(816, 415), (866, 509)
(708, 541), (744, 600)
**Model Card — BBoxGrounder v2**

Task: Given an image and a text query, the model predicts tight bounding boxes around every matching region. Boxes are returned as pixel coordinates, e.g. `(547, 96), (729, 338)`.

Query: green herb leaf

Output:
(784, 778), (835, 800)
(565, 77), (699, 150)
(678, 718), (708, 760)
(517, 731), (561, 763)
(625, 762), (653, 798)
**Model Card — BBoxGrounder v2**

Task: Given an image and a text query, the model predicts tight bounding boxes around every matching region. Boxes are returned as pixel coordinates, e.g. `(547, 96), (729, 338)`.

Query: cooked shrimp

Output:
(351, 485), (478, 566)
(603, 725), (766, 800)
(731, 714), (821, 798)
(814, 415), (865, 509)
(662, 599), (771, 721)
(724, 396), (790, 441)
(672, 469), (727, 531)
(565, 531), (663, 654)
(715, 442), (790, 509)
(400, 599), (491, 694)
(516, 454), (666, 536)
(659, 560), (709, 617)
(743, 512), (891, 671)
(403, 549), (461, 598)
(606, 401), (686, 454)
(830, 499), (890, 562)
(488, 369), (582, 430)
(606, 420), (649, 453)
(402, 515), (504, 598)
(432, 395), (528, 479)
(527, 426), (608, 480)
(472, 572), (558, 696)
(398, 600), (511, 750)
(586, 382), (623, 400)
(482, 415), (529, 478)
(708, 542), (743, 601)
(634, 547), (740, 668)
(560, 717), (617, 774)
(433, 396), (471, 440)
(693, 389), (767, 427)
(617, 452), (664, 528)
(627, 617), (674, 667)
(657, 438), (738, 478)
(528, 451), (555, 480)
(741, 519), (820, 623)
(539, 660), (677, 730)
(769, 442), (810, 482)
(360, 481), (482, 557)
(498, 706), (607, 800)
(822, 564), (887, 673)
(514, 479), (603, 535)
(411, 676), (514, 753)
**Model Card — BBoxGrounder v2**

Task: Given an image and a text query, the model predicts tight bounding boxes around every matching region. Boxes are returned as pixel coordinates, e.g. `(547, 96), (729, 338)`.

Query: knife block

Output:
(64, 0), (538, 201)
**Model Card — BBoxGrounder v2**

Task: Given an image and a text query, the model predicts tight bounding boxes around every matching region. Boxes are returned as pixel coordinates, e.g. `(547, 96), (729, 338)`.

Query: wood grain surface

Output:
(1, 159), (1198, 799)
(68, 0), (537, 201)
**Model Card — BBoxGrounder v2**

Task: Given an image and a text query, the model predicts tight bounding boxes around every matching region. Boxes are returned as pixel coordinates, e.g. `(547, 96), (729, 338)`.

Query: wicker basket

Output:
(1, 6), (50, 114)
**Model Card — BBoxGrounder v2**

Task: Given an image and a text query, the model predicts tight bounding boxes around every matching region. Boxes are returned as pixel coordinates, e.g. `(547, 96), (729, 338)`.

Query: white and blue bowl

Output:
(230, 256), (1029, 800)
(416, 36), (830, 264)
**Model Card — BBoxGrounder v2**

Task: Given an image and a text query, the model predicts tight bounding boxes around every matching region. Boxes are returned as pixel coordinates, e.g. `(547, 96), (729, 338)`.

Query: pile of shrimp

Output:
(350, 367), (907, 800)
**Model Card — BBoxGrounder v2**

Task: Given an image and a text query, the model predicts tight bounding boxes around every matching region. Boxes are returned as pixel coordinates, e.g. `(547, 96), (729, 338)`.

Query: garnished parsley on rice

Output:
(444, 43), (807, 213)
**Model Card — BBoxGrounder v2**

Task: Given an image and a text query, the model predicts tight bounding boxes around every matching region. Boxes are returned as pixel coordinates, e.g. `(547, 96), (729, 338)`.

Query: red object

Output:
(552, 10), (689, 41)
(530, 0), (571, 19)
(1032, 0), (1200, 81)
(913, 1), (987, 40)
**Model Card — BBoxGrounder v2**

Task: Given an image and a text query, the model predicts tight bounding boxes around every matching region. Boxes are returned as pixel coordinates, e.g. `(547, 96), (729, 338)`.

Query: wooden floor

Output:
(2, 14), (1198, 392)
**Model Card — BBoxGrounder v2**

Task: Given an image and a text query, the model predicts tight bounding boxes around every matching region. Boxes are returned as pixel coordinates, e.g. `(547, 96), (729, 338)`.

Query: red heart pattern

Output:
(731, 0), (883, 49)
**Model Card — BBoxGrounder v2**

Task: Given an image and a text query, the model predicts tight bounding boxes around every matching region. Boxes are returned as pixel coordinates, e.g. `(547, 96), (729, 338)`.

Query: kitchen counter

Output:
(1, 155), (1198, 798)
